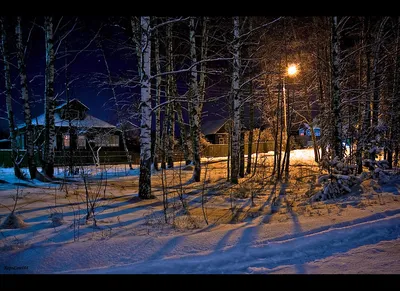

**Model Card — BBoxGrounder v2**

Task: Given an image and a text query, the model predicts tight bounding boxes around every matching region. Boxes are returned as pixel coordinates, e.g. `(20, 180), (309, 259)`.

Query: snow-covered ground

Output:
(1, 149), (399, 274)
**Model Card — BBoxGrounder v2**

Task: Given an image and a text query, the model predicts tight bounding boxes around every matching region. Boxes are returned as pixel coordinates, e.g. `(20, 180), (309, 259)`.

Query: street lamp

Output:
(283, 64), (298, 141)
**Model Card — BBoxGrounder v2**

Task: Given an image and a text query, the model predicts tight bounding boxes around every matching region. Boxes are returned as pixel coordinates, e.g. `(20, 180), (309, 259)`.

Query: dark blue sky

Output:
(0, 16), (231, 135)
(0, 16), (138, 132)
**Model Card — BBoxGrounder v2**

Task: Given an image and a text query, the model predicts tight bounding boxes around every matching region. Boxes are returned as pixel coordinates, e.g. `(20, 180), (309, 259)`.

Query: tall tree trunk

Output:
(284, 88), (293, 179)
(331, 16), (343, 160)
(231, 16), (241, 184)
(361, 17), (372, 163)
(65, 39), (74, 176)
(370, 18), (388, 155)
(272, 88), (280, 177)
(239, 105), (245, 178)
(138, 16), (153, 199)
(189, 17), (201, 182)
(355, 26), (365, 173)
(43, 16), (56, 178)
(153, 25), (162, 171)
(1, 18), (23, 179)
(16, 17), (38, 179)
(246, 17), (254, 175)
(175, 102), (190, 165)
(199, 16), (208, 115)
(246, 84), (254, 174)
(166, 22), (175, 169)
(389, 17), (400, 169)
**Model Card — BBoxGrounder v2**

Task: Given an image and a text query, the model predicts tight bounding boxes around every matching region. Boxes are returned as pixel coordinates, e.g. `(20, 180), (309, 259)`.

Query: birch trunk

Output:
(43, 16), (56, 178)
(166, 22), (175, 169)
(199, 16), (208, 115)
(16, 17), (38, 179)
(239, 107), (245, 178)
(138, 16), (153, 199)
(361, 17), (372, 162)
(175, 101), (190, 165)
(388, 17), (400, 169)
(189, 17), (201, 182)
(246, 18), (254, 175)
(230, 16), (241, 184)
(246, 86), (254, 174)
(1, 18), (23, 179)
(331, 16), (343, 160)
(370, 18), (388, 145)
(153, 25), (162, 171)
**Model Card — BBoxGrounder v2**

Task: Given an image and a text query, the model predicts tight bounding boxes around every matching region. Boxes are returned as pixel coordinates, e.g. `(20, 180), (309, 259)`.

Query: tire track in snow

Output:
(73, 211), (400, 274)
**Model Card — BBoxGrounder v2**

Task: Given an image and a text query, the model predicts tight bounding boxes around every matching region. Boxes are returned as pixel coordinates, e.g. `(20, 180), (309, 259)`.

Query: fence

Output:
(0, 149), (141, 168)
(202, 142), (275, 157)
(0, 142), (274, 168)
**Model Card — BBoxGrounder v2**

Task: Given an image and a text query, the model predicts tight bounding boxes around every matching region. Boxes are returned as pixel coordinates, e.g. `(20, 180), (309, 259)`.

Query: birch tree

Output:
(230, 16), (241, 184)
(1, 17), (23, 179)
(43, 16), (56, 178)
(153, 22), (162, 171)
(331, 16), (343, 160)
(188, 17), (201, 182)
(165, 22), (175, 168)
(137, 16), (153, 199)
(15, 16), (40, 179)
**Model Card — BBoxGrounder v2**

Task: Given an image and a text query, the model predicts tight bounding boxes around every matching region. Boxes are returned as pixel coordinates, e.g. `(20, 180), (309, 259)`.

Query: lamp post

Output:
(283, 64), (298, 141)
(280, 64), (299, 180)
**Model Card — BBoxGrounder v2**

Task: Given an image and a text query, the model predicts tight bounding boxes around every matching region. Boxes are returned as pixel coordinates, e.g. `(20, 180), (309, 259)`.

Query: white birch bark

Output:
(16, 16), (38, 179)
(138, 16), (153, 199)
(153, 24), (162, 171)
(43, 16), (56, 178)
(1, 18), (23, 179)
(231, 16), (241, 184)
(166, 22), (175, 168)
(189, 17), (201, 182)
(331, 16), (343, 160)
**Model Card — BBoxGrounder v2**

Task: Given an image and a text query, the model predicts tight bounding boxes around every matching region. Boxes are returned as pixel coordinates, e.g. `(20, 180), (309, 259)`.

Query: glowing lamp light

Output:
(287, 64), (298, 76)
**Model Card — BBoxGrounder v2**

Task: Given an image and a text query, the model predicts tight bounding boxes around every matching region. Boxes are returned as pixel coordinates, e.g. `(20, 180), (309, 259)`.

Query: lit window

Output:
(95, 135), (119, 147)
(110, 135), (119, 147)
(63, 134), (70, 148)
(77, 135), (86, 149)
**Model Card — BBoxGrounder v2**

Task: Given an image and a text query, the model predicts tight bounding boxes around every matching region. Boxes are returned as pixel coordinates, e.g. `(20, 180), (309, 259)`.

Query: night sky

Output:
(0, 16), (139, 134)
(0, 16), (230, 137)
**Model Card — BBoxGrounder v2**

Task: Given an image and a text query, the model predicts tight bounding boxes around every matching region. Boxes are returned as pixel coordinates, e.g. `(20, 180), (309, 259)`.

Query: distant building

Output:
(296, 123), (321, 148)
(201, 119), (230, 144)
(201, 117), (264, 145)
(16, 99), (123, 151)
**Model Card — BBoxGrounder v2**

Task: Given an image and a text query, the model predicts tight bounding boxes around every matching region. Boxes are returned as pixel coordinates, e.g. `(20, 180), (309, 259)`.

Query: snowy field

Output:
(1, 149), (400, 275)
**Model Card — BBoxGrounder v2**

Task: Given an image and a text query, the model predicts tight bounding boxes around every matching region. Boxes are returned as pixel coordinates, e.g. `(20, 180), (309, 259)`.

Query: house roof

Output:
(201, 119), (228, 135)
(17, 98), (115, 130)
(55, 98), (90, 111)
(17, 112), (116, 129)
(201, 116), (265, 135)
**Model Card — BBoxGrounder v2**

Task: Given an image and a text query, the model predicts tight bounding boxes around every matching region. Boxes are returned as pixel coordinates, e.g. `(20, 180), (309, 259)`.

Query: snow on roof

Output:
(202, 119), (228, 136)
(18, 112), (116, 129)
(55, 98), (90, 111)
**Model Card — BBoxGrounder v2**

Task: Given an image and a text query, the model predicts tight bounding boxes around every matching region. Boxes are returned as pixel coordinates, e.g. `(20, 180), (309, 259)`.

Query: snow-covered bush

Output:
(362, 158), (392, 184)
(0, 213), (27, 229)
(311, 157), (361, 202)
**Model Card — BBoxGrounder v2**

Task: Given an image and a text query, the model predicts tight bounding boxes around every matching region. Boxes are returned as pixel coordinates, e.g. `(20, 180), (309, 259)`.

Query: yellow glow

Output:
(287, 64), (298, 76)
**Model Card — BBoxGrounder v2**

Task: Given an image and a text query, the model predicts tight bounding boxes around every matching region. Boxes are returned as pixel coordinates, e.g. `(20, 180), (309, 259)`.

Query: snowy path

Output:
(2, 209), (400, 274)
